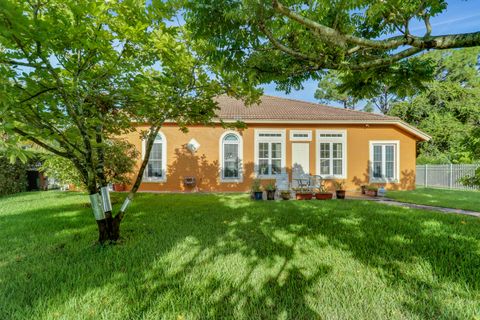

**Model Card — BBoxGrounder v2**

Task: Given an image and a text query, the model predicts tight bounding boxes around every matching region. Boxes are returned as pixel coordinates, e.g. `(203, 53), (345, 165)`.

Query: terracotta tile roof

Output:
(215, 95), (399, 122)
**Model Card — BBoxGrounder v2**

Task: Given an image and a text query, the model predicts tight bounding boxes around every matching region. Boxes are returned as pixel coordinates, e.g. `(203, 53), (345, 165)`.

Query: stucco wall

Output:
(122, 123), (418, 192)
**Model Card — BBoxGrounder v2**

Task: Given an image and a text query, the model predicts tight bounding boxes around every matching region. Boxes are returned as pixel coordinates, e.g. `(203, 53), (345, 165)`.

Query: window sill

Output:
(319, 175), (346, 180)
(143, 178), (167, 183)
(369, 178), (398, 184)
(256, 174), (284, 180)
(220, 178), (243, 183)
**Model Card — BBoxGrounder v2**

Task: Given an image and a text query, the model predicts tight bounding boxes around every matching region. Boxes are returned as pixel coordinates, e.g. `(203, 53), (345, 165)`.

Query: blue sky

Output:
(261, 1), (480, 103)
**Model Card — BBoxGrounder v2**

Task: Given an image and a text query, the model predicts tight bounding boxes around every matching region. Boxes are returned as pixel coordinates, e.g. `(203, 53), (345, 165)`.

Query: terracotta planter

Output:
(295, 193), (313, 200)
(315, 193), (333, 200)
(113, 184), (126, 192)
(266, 190), (276, 200)
(366, 189), (377, 197)
(335, 190), (346, 199)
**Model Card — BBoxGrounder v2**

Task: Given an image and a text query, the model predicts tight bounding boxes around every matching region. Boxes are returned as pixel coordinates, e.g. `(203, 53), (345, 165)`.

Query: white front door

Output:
(292, 143), (310, 179)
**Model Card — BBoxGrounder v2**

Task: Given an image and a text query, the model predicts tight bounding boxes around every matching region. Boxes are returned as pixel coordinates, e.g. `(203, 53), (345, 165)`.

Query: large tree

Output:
(0, 0), (253, 243)
(186, 0), (480, 91)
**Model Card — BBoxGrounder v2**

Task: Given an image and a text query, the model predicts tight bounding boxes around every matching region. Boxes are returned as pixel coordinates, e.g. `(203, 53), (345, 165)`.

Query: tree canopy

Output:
(186, 0), (480, 91)
(0, 0), (254, 243)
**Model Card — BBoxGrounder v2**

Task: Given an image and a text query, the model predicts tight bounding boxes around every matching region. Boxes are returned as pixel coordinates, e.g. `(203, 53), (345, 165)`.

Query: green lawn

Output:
(387, 187), (480, 212)
(1, 192), (479, 319)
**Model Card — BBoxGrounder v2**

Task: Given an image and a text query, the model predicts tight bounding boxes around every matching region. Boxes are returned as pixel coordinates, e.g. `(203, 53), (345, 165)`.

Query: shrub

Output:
(0, 155), (27, 196)
(40, 139), (139, 190)
(251, 179), (262, 192)
(460, 167), (480, 188)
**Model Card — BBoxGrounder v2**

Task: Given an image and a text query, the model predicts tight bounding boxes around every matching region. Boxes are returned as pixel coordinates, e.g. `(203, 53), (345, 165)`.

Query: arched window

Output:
(220, 132), (243, 182)
(143, 132), (167, 182)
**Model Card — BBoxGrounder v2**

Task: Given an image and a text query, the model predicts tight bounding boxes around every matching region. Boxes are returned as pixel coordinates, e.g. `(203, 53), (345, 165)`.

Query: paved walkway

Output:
(374, 199), (480, 218)
(349, 193), (480, 218)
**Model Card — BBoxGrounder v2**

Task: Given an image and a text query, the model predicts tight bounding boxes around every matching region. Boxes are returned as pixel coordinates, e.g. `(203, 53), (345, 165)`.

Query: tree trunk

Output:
(88, 192), (110, 244)
(89, 125), (161, 244)
(113, 126), (160, 231)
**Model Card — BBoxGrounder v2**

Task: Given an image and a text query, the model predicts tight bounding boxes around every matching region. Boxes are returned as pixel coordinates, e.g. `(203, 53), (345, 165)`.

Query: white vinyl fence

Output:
(416, 164), (479, 190)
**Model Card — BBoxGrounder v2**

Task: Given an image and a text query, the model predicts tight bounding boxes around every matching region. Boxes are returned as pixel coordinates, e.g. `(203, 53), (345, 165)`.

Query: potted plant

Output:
(280, 190), (291, 200)
(113, 183), (126, 192)
(251, 179), (263, 200)
(293, 187), (313, 200)
(366, 185), (378, 197)
(314, 183), (333, 200)
(360, 185), (367, 194)
(334, 180), (346, 199)
(264, 182), (276, 200)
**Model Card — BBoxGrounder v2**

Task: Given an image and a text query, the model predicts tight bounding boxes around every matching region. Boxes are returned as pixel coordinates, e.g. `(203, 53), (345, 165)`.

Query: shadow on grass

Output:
(1, 192), (479, 319)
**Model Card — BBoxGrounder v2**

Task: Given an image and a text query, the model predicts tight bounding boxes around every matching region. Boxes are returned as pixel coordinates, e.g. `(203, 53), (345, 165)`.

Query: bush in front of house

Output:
(0, 155), (27, 196)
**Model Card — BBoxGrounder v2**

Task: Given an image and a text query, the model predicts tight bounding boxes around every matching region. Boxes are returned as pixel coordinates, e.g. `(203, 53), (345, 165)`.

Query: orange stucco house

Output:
(125, 95), (430, 193)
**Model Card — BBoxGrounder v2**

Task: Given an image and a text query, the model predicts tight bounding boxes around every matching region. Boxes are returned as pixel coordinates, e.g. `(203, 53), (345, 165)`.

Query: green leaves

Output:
(184, 0), (478, 92)
(0, 0), (255, 192)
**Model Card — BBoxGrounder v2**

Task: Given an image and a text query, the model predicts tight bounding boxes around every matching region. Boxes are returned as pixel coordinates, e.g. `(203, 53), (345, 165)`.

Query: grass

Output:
(1, 191), (479, 320)
(387, 187), (480, 212)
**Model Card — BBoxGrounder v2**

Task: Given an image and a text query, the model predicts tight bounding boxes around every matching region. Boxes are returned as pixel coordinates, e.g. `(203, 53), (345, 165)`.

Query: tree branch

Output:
(10, 126), (70, 158)
(349, 47), (423, 70)
(19, 87), (57, 103)
(271, 0), (480, 50)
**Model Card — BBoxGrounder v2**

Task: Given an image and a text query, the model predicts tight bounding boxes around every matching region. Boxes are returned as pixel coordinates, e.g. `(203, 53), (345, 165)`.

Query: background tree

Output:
(314, 72), (358, 109)
(0, 0), (254, 243)
(389, 48), (480, 164)
(314, 59), (434, 114)
(186, 0), (480, 92)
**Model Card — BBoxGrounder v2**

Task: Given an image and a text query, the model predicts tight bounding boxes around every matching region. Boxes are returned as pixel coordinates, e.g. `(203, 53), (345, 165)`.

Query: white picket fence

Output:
(416, 164), (479, 190)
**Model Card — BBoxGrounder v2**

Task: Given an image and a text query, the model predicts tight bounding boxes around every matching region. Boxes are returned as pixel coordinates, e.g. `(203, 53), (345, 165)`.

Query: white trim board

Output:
(212, 119), (431, 141)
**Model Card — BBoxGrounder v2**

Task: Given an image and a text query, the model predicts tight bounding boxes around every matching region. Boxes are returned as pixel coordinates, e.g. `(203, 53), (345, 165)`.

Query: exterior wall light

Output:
(187, 138), (200, 153)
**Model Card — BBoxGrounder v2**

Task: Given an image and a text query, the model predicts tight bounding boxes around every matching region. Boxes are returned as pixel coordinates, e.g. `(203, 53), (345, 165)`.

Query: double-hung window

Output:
(255, 130), (286, 177)
(370, 141), (399, 182)
(316, 130), (346, 179)
(143, 132), (167, 182)
(220, 132), (243, 182)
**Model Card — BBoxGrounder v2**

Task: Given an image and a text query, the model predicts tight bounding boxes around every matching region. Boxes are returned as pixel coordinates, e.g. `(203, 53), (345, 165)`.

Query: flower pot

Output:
(295, 193), (313, 200)
(366, 189), (377, 197)
(113, 184), (126, 192)
(335, 190), (346, 199)
(253, 191), (263, 200)
(280, 192), (290, 200)
(266, 190), (276, 200)
(315, 193), (333, 200)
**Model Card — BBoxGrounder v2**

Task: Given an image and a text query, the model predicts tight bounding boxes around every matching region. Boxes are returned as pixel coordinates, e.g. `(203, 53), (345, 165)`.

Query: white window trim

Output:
(289, 130), (312, 141)
(142, 131), (167, 183)
(369, 140), (400, 183)
(254, 129), (286, 179)
(219, 131), (243, 183)
(315, 130), (347, 179)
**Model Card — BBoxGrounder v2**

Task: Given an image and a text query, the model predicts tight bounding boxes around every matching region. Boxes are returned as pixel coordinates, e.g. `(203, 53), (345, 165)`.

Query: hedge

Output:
(0, 155), (27, 196)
